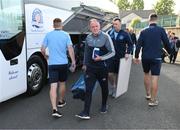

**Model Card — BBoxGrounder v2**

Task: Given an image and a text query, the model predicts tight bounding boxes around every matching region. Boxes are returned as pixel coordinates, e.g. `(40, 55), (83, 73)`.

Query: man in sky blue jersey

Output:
(134, 14), (171, 106)
(41, 18), (76, 117)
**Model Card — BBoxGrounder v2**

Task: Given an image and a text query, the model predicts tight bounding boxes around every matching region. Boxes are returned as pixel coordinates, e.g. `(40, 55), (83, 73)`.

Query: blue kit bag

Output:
(71, 74), (86, 101)
(71, 74), (97, 101)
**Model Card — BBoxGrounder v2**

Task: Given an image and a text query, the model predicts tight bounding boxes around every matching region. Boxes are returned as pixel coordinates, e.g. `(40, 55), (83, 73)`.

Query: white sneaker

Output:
(52, 110), (62, 118)
(108, 87), (113, 96)
(148, 100), (158, 106)
(112, 88), (116, 98)
(108, 82), (114, 96)
(75, 112), (90, 120)
(145, 95), (151, 100)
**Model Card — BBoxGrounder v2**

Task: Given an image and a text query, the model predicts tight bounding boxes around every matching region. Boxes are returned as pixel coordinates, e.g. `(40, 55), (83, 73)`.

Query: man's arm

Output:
(83, 39), (88, 65)
(68, 45), (76, 65)
(100, 34), (115, 61)
(126, 33), (133, 54)
(41, 34), (48, 59)
(135, 31), (143, 59)
(41, 45), (46, 57)
(66, 33), (76, 67)
(133, 33), (137, 45)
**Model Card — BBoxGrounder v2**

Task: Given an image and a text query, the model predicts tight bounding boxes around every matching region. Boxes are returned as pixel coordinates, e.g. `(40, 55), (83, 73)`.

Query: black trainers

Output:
(52, 109), (62, 118)
(75, 112), (90, 120)
(57, 100), (66, 108)
(100, 105), (108, 114)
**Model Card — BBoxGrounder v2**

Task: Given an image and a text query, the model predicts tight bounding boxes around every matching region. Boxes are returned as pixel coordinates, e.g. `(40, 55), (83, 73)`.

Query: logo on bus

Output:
(31, 8), (44, 32)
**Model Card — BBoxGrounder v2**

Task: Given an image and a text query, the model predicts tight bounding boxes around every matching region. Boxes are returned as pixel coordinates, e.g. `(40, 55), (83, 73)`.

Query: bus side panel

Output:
(25, 3), (74, 58)
(0, 41), (27, 102)
(25, 3), (73, 41)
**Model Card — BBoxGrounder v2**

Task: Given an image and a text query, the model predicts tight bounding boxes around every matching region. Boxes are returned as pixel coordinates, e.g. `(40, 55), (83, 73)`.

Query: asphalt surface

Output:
(0, 61), (180, 129)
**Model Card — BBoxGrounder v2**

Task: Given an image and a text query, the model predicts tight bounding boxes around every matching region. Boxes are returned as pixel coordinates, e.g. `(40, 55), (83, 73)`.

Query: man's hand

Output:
(133, 58), (141, 64)
(44, 55), (49, 60)
(125, 54), (129, 60)
(41, 45), (49, 60)
(82, 65), (87, 72)
(69, 62), (76, 72)
(93, 55), (102, 61)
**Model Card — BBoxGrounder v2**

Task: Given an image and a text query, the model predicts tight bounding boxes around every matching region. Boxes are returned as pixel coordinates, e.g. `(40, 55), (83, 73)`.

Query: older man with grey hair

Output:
(75, 19), (115, 120)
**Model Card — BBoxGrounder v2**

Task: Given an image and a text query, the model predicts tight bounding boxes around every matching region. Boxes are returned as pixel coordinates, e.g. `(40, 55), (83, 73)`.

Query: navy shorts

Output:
(142, 59), (162, 75)
(107, 59), (120, 74)
(48, 64), (68, 83)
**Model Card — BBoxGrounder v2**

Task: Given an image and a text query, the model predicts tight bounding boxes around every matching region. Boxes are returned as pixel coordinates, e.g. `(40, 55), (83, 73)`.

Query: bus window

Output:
(0, 0), (25, 61)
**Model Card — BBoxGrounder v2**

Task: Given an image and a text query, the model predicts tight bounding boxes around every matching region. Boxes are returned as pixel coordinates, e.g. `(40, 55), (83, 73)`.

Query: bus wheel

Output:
(27, 55), (46, 95)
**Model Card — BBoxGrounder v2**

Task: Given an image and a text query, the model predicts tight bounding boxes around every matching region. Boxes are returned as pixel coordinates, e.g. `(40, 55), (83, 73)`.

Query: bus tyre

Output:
(27, 55), (46, 96)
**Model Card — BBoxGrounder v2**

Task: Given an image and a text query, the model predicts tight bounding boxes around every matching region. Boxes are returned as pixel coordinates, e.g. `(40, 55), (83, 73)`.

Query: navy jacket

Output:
(108, 29), (133, 60)
(135, 23), (171, 59)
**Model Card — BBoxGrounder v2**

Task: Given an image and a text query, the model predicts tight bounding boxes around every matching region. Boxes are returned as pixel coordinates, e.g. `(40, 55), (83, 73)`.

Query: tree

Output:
(130, 17), (141, 28)
(131, 0), (144, 10)
(117, 0), (130, 10)
(154, 0), (175, 15)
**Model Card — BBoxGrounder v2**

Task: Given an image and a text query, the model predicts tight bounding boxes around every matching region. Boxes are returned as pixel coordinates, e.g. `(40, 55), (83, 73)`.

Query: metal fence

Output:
(135, 15), (180, 29)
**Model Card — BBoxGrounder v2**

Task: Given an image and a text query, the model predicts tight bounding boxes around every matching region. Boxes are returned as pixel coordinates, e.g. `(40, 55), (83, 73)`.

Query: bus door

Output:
(0, 0), (26, 102)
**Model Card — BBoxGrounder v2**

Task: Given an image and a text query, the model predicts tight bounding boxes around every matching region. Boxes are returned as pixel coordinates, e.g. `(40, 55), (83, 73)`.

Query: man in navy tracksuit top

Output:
(134, 13), (171, 106)
(75, 19), (115, 119)
(108, 18), (133, 97)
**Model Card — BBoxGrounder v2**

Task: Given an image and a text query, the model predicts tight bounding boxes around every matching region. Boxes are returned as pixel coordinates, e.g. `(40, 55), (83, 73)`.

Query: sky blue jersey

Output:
(43, 30), (72, 65)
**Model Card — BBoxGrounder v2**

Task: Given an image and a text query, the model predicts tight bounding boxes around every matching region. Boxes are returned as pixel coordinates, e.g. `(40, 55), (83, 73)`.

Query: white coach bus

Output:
(0, 0), (76, 102)
(0, 0), (116, 102)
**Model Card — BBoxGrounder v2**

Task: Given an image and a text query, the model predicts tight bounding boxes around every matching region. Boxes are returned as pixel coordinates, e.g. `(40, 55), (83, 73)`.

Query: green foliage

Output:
(154, 0), (175, 15)
(117, 0), (130, 10)
(131, 0), (144, 10)
(130, 17), (141, 28)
